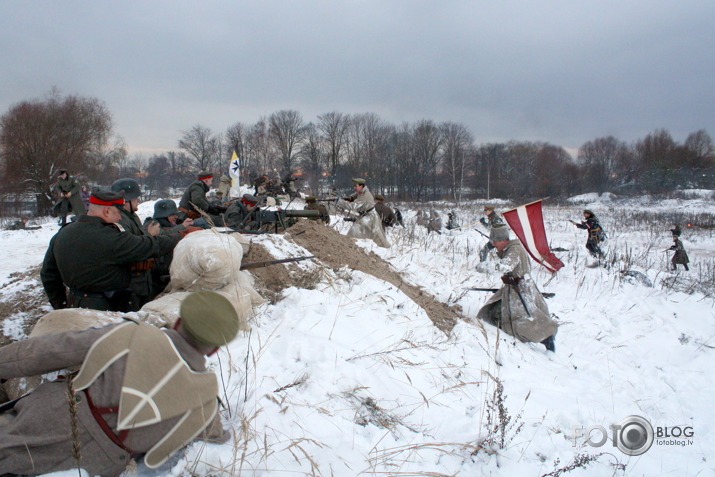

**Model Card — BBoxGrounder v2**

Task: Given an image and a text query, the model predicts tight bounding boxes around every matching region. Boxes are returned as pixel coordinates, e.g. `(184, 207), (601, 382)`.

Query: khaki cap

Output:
(352, 178), (366, 185)
(180, 291), (239, 347)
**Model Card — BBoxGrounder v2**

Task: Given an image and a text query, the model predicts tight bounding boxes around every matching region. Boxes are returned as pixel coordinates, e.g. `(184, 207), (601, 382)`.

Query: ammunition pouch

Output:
(130, 258), (155, 272)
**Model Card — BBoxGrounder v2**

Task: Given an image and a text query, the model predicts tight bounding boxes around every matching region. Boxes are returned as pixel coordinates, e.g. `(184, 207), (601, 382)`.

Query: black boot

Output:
(541, 335), (555, 352)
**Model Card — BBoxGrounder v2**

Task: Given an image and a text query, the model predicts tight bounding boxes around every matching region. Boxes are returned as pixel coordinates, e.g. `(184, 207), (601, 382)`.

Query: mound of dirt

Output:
(0, 266), (49, 346)
(276, 220), (462, 333)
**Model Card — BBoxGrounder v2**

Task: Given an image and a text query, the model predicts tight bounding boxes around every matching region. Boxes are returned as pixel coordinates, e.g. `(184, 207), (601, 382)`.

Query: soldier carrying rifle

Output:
(335, 178), (390, 248)
(569, 209), (605, 259)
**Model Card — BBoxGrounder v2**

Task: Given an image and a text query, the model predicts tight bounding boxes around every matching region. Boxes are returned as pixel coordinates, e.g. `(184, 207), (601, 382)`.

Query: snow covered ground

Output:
(1, 192), (713, 477)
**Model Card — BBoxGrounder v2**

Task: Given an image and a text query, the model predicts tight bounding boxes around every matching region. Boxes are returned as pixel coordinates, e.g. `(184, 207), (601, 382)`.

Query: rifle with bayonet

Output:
(240, 255), (315, 270)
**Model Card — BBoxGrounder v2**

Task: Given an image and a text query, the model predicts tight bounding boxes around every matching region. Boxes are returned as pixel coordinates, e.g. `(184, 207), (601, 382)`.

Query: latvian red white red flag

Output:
(502, 200), (564, 272)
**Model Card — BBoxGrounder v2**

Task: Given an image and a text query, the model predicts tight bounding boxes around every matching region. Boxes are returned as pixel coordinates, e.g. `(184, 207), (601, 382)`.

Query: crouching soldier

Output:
(373, 195), (396, 230)
(149, 199), (200, 297)
(0, 291), (239, 476)
(476, 225), (558, 352)
(304, 196), (330, 224)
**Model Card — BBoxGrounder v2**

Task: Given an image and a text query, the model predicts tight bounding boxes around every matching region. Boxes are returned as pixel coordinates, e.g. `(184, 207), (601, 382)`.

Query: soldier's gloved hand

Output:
(50, 299), (67, 310)
(501, 274), (521, 286)
(343, 196), (354, 202)
(480, 217), (488, 227)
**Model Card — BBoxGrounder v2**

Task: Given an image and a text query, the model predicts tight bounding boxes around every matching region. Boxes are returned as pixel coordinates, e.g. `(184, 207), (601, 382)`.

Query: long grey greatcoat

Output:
(53, 174), (86, 217)
(477, 240), (558, 343)
(337, 186), (390, 248)
(669, 238), (690, 265)
(0, 323), (222, 476)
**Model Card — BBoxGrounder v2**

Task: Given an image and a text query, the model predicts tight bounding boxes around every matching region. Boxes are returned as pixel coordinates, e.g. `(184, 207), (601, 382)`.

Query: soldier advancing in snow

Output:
(0, 291), (238, 477)
(570, 209), (605, 259)
(668, 235), (690, 271)
(374, 195), (397, 230)
(41, 188), (184, 312)
(426, 210), (443, 234)
(52, 169), (86, 226)
(479, 204), (505, 261)
(336, 178), (390, 248)
(476, 225), (558, 352)
(446, 211), (459, 230)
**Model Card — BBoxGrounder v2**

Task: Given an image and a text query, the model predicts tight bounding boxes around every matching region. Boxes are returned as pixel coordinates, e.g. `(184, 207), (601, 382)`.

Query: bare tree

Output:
(577, 136), (632, 193)
(246, 118), (272, 176)
(533, 144), (578, 197)
(412, 120), (443, 200)
(0, 89), (116, 214)
(225, 122), (248, 179)
(178, 124), (221, 172)
(298, 123), (323, 194)
(634, 129), (680, 192)
(317, 111), (350, 182)
(684, 130), (714, 166)
(269, 110), (305, 173)
(440, 122), (473, 203)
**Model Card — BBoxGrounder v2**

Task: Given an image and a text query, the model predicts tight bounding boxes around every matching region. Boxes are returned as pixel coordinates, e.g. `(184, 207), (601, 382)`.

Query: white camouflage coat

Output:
(337, 186), (390, 248)
(476, 240), (558, 343)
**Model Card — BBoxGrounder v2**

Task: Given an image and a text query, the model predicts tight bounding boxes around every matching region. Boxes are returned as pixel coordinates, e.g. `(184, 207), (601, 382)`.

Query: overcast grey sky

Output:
(1, 1), (714, 156)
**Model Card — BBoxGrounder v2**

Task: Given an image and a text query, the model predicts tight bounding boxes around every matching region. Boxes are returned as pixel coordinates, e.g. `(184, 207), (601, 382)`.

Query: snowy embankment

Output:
(0, 195), (713, 476)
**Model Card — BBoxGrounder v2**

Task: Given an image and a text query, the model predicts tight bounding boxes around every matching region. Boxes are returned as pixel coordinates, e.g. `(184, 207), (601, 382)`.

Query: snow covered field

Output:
(0, 192), (713, 477)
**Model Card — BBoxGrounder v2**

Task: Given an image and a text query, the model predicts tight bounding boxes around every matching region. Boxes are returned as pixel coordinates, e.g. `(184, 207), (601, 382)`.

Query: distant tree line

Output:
(1, 90), (714, 215)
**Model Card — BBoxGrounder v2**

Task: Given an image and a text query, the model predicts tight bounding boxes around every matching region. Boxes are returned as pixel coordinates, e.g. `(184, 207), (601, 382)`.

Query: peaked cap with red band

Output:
(89, 187), (125, 206)
(197, 171), (213, 180)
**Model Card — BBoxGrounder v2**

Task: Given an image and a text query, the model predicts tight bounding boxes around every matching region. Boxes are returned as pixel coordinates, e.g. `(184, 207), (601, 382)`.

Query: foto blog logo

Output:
(576, 415), (654, 456)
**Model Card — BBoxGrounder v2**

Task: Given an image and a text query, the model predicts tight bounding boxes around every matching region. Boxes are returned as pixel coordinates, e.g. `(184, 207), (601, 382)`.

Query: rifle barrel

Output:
(240, 255), (315, 270)
(468, 287), (555, 299)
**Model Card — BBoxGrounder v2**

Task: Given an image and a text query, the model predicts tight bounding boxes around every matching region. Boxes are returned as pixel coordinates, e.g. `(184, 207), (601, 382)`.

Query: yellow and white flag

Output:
(229, 150), (241, 196)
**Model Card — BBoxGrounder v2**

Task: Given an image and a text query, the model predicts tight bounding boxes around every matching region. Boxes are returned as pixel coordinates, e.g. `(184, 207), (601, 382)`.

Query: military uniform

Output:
(52, 172), (86, 225)
(7, 219), (39, 231)
(669, 237), (690, 271)
(337, 179), (390, 248)
(373, 196), (396, 230)
(217, 174), (232, 198)
(41, 200), (181, 312)
(477, 236), (558, 349)
(178, 172), (224, 225)
(479, 208), (506, 261)
(574, 212), (605, 258)
(426, 210), (442, 234)
(0, 292), (238, 476)
(304, 197), (329, 224)
(225, 194), (261, 229)
(150, 200), (194, 297)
